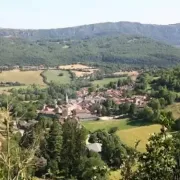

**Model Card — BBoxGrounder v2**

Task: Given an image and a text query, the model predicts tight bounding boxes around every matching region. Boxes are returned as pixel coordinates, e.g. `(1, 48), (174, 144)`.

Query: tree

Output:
(58, 73), (64, 76)
(0, 108), (43, 180)
(166, 92), (176, 105)
(132, 131), (176, 180)
(159, 111), (175, 130)
(101, 106), (107, 116)
(25, 94), (31, 101)
(104, 99), (113, 109)
(128, 103), (137, 117)
(123, 103), (130, 114)
(119, 103), (130, 115)
(41, 120), (62, 177)
(25, 110), (37, 120)
(159, 97), (166, 108)
(89, 130), (108, 143)
(120, 111), (179, 180)
(108, 127), (119, 134)
(117, 79), (122, 87)
(60, 120), (87, 179)
(137, 106), (154, 122)
(89, 129), (127, 168)
(81, 156), (108, 180)
(148, 99), (161, 110)
(101, 133), (127, 168)
(88, 86), (96, 94)
(121, 142), (140, 180)
(96, 84), (100, 89)
(173, 118), (180, 131)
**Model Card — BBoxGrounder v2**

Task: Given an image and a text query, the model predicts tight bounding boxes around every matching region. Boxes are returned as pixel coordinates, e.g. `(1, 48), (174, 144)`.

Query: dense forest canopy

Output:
(0, 35), (180, 67)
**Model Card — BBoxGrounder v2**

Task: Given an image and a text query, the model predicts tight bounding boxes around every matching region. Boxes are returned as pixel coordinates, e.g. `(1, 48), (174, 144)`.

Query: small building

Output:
(87, 143), (102, 153)
(76, 109), (98, 121)
(77, 113), (98, 121)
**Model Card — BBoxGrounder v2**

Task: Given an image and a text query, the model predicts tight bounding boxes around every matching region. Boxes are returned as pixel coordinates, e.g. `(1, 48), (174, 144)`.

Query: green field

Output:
(116, 125), (161, 152)
(82, 119), (161, 152)
(43, 70), (71, 84)
(0, 70), (45, 86)
(92, 77), (126, 87)
(82, 119), (131, 132)
(82, 118), (151, 132)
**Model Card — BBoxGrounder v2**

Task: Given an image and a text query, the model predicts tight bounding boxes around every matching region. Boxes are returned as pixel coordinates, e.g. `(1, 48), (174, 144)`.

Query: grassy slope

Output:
(92, 77), (126, 87)
(43, 70), (71, 84)
(82, 119), (131, 132)
(82, 119), (161, 152)
(82, 119), (151, 132)
(1, 35), (180, 66)
(116, 125), (161, 152)
(165, 103), (180, 119)
(0, 70), (45, 86)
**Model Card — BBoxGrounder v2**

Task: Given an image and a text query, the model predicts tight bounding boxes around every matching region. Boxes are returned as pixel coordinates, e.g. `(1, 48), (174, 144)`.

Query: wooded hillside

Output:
(1, 22), (180, 45)
(1, 35), (180, 67)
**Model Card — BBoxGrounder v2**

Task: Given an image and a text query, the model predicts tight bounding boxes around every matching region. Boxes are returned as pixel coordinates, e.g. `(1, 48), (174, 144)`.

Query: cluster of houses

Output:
(112, 95), (148, 107)
(77, 87), (148, 107)
(38, 86), (149, 123)
(38, 94), (98, 122)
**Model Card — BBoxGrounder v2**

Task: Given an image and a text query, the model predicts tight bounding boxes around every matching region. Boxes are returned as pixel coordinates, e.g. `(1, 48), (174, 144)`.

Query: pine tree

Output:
(60, 120), (87, 179)
(42, 120), (62, 176)
(129, 103), (137, 117)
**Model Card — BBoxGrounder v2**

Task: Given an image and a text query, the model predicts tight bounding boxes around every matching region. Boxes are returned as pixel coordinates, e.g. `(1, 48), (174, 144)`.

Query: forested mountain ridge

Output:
(1, 35), (180, 66)
(1, 22), (180, 45)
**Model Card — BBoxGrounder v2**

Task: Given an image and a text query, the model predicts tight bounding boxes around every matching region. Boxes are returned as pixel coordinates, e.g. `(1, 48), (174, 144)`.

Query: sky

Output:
(0, 0), (180, 29)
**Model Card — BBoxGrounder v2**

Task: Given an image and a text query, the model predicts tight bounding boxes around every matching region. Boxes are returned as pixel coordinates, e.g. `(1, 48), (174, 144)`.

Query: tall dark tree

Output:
(101, 134), (126, 168)
(101, 106), (107, 116)
(90, 130), (127, 168)
(60, 120), (87, 179)
(148, 99), (161, 110)
(119, 103), (130, 115)
(41, 120), (62, 177)
(129, 103), (137, 117)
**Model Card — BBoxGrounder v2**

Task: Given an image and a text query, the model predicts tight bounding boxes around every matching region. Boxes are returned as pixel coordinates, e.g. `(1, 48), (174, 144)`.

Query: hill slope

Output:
(1, 35), (180, 66)
(1, 22), (180, 45)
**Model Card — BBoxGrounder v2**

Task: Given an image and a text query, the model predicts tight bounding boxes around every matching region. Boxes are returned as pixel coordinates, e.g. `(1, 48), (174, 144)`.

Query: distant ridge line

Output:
(1, 21), (180, 45)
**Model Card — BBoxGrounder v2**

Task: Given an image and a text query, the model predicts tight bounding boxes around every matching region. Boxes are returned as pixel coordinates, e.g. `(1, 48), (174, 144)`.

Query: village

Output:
(0, 63), (147, 154)
(0, 63), (145, 125)
(38, 85), (149, 123)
